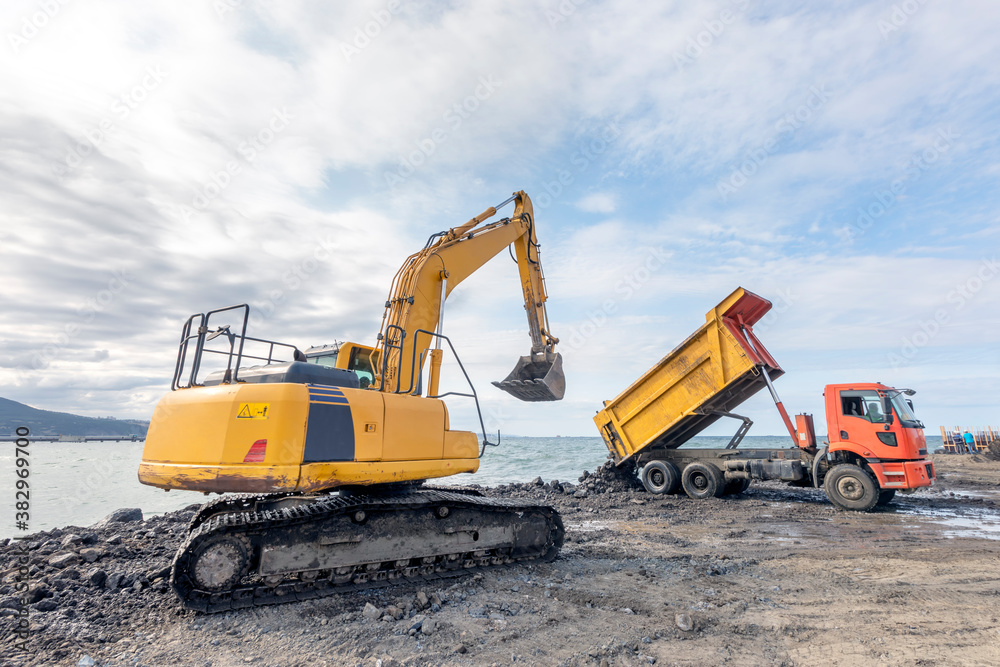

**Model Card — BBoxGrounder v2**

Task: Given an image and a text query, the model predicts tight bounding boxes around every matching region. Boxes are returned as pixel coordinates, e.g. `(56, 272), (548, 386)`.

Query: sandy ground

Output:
(3, 453), (999, 667)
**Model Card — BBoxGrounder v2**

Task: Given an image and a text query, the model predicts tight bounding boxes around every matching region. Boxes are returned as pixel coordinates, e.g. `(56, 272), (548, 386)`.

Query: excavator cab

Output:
(493, 351), (565, 402)
(305, 343), (378, 390)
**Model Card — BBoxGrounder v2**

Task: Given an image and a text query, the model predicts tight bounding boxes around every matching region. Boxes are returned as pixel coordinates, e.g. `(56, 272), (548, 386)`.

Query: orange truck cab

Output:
(822, 383), (935, 493)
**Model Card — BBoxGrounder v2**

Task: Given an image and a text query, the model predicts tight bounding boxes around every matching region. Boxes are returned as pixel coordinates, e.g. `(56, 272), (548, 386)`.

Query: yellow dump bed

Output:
(595, 288), (782, 465)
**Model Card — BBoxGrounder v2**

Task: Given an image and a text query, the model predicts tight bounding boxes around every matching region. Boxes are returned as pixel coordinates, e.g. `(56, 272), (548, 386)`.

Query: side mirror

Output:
(882, 395), (894, 427)
(906, 399), (914, 411)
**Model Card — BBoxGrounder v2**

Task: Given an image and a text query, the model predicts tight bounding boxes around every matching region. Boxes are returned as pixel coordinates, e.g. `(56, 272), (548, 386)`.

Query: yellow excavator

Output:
(139, 191), (566, 612)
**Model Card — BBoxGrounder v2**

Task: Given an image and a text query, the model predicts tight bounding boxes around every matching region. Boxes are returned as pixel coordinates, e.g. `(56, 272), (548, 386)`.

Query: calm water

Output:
(1, 435), (941, 539)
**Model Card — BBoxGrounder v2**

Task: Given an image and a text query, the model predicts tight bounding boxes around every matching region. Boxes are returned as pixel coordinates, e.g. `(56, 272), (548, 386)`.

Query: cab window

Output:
(306, 353), (338, 368)
(840, 390), (885, 423)
(348, 347), (375, 388)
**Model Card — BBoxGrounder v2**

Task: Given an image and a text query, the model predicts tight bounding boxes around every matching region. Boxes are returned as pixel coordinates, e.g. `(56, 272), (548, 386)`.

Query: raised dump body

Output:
(595, 287), (782, 465)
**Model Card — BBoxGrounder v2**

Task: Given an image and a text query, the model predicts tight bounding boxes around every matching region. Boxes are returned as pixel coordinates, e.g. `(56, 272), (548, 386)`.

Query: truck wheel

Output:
(722, 479), (751, 496)
(876, 489), (896, 507)
(824, 464), (879, 512)
(641, 461), (680, 495)
(681, 462), (725, 499)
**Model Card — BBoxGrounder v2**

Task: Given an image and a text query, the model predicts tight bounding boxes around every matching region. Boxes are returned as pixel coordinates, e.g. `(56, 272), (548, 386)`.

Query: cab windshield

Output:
(889, 393), (918, 423)
(307, 353), (338, 368)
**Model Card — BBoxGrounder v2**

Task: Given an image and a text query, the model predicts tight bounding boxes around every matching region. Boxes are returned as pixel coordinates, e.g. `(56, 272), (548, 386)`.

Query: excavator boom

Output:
(374, 191), (564, 402)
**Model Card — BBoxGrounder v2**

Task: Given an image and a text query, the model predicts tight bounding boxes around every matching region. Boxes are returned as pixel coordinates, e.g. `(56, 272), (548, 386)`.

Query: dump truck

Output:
(594, 288), (935, 511)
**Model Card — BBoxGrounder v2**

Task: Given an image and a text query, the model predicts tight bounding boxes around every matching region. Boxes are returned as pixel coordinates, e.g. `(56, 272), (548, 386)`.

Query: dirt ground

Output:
(3, 454), (999, 667)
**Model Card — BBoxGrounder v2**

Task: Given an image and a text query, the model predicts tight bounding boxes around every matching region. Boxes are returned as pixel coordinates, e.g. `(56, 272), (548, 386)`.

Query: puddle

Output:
(567, 519), (662, 536)
(901, 504), (1000, 541)
(937, 516), (1000, 540)
(567, 520), (613, 532)
(926, 488), (996, 500)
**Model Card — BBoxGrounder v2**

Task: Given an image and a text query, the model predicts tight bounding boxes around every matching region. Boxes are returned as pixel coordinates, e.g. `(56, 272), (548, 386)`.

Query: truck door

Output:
(835, 389), (899, 456)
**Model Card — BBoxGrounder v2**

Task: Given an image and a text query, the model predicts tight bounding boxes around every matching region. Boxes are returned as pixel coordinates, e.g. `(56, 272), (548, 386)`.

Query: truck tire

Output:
(876, 489), (896, 507)
(681, 462), (725, 499)
(824, 464), (879, 512)
(641, 461), (680, 495)
(722, 478), (751, 496)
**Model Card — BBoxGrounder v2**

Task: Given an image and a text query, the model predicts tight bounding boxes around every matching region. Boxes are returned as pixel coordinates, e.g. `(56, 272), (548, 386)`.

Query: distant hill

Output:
(0, 397), (149, 437)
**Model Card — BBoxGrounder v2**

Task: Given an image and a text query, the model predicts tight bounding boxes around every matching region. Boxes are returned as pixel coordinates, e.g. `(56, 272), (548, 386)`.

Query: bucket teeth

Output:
(493, 353), (565, 402)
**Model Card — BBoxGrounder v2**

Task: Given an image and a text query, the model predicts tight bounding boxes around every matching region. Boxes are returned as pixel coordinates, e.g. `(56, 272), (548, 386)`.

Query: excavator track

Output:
(171, 489), (564, 613)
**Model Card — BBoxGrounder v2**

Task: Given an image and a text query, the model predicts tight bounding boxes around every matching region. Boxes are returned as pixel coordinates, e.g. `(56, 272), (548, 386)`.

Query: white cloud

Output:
(1, 0), (998, 437)
(575, 192), (617, 214)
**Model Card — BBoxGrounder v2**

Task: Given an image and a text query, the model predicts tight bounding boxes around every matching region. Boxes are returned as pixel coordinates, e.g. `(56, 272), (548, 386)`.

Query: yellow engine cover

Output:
(138, 382), (479, 494)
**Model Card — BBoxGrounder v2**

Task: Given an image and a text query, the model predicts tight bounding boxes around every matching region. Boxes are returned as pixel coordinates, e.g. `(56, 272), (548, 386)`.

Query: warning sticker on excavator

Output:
(236, 403), (270, 419)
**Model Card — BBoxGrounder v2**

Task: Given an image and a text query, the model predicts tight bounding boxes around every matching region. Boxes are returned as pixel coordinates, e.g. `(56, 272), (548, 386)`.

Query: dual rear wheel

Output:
(680, 462), (725, 499)
(641, 461), (749, 499)
(640, 460), (680, 495)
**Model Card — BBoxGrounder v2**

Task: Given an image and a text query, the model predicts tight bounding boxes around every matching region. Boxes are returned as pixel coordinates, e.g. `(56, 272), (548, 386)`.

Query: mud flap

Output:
(492, 353), (565, 402)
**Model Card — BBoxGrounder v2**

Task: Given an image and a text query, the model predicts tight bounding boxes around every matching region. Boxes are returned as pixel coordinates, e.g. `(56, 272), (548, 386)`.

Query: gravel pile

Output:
(474, 459), (642, 501)
(985, 438), (1000, 461)
(576, 460), (644, 495)
(0, 507), (193, 664)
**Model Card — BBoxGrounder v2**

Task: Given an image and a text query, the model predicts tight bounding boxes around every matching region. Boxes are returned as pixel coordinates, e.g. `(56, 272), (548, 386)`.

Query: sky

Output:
(1, 0), (998, 440)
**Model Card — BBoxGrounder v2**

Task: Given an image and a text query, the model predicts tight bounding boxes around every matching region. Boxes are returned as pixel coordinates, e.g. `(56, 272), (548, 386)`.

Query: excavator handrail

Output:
(372, 323), (496, 453)
(172, 304), (301, 390)
(379, 324), (500, 456)
(375, 324), (407, 393)
(413, 328), (497, 455)
(173, 304), (252, 390)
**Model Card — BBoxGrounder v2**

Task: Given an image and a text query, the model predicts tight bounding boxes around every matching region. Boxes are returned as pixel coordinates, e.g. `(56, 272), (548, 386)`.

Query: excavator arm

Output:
(373, 191), (564, 402)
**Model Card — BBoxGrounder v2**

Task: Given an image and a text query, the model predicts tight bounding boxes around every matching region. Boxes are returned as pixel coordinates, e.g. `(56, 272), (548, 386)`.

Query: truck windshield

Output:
(889, 393), (918, 423)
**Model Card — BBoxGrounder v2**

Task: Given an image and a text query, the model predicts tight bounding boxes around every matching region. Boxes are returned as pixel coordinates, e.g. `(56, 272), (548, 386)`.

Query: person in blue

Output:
(962, 430), (976, 454)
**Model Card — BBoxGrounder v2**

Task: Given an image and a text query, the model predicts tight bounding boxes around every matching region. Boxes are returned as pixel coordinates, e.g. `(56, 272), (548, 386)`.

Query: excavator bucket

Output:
(492, 353), (565, 402)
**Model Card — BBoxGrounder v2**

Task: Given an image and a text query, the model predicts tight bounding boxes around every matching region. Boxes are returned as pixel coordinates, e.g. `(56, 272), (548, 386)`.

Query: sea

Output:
(0, 434), (943, 539)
